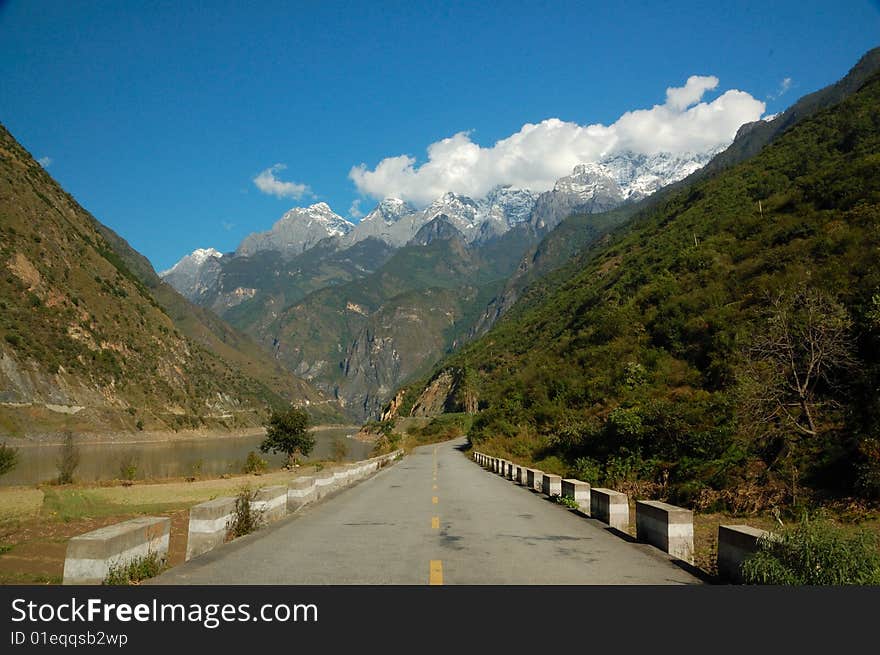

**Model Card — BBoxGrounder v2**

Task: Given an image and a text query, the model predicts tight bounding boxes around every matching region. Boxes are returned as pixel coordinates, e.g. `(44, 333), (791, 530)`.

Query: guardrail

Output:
(63, 449), (405, 584)
(471, 450), (767, 583)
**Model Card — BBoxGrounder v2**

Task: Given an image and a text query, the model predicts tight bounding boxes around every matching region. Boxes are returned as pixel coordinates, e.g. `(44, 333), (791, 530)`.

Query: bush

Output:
(742, 513), (880, 585)
(56, 431), (80, 484)
(243, 450), (267, 474)
(0, 442), (19, 478)
(103, 551), (163, 585)
(331, 438), (349, 462)
(555, 495), (580, 509)
(226, 487), (263, 539)
(118, 453), (138, 482)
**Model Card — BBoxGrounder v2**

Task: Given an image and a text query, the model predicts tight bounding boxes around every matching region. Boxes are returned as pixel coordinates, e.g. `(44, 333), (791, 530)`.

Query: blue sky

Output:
(1, 1), (878, 271)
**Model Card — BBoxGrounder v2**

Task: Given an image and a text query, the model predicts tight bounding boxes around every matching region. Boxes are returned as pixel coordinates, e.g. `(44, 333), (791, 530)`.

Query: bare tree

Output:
(738, 285), (855, 441)
(736, 285), (859, 504)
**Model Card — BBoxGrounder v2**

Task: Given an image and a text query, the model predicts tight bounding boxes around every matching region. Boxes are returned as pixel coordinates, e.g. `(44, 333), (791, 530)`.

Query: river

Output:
(0, 427), (373, 486)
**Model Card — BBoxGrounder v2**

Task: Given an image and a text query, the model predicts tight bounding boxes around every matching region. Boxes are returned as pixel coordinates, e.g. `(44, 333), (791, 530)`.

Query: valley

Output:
(1, 5), (878, 591)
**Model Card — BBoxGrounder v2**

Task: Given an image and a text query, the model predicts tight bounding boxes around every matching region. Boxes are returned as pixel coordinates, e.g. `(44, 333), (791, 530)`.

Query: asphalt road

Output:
(154, 437), (701, 584)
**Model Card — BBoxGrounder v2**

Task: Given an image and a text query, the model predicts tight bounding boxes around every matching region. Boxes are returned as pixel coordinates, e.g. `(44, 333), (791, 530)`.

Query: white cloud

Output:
(348, 199), (364, 219)
(253, 164), (312, 199)
(37, 156), (52, 168)
(665, 75), (719, 111)
(350, 76), (766, 206)
(768, 77), (793, 100)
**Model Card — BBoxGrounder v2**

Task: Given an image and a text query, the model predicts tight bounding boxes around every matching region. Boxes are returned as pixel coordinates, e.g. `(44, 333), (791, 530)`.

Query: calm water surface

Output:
(0, 427), (371, 486)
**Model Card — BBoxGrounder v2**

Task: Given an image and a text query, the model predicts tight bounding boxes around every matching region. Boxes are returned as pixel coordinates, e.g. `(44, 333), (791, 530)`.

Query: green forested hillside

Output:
(261, 223), (533, 419)
(407, 69), (880, 508)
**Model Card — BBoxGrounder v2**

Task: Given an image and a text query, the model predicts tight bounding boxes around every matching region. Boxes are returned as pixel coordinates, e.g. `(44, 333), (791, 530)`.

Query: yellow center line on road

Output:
(433, 484), (437, 491)
(429, 560), (443, 585)
(432, 516), (440, 529)
(432, 496), (438, 504)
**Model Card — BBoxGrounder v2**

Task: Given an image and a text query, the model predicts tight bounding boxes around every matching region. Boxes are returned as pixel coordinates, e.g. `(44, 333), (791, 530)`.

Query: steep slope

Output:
(253, 224), (533, 419)
(399, 64), (880, 503)
(471, 47), (880, 341)
(88, 205), (345, 425)
(0, 124), (337, 437)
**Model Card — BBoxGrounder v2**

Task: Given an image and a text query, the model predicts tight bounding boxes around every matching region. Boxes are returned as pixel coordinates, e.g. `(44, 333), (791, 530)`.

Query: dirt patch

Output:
(0, 508), (193, 584)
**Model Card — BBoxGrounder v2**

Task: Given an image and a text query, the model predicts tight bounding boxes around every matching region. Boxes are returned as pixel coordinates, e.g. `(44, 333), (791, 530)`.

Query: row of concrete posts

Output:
(62, 450), (404, 584)
(471, 451), (768, 583)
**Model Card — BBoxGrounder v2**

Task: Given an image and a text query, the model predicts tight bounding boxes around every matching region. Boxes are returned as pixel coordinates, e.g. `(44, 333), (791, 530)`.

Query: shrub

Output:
(226, 487), (263, 539)
(0, 442), (18, 478)
(742, 513), (880, 585)
(118, 453), (138, 482)
(331, 438), (349, 462)
(243, 450), (267, 474)
(569, 457), (602, 485)
(56, 431), (80, 484)
(103, 551), (163, 585)
(556, 495), (580, 509)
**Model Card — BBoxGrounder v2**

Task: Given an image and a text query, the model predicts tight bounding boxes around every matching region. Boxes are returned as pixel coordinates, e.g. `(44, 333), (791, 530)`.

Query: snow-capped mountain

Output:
(160, 247), (224, 301)
(235, 202), (354, 257)
(602, 149), (724, 201)
(342, 197), (418, 247)
(530, 149), (723, 230)
(343, 187), (540, 248)
(162, 148), (720, 300)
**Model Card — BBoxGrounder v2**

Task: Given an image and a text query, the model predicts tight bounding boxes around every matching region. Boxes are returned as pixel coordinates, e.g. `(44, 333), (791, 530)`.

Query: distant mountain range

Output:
(165, 148), (717, 280)
(160, 148), (728, 420)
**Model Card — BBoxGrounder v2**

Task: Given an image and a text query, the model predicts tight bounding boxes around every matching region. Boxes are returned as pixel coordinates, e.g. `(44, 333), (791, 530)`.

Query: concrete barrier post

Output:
(526, 469), (543, 492)
(186, 497), (236, 561)
(63, 517), (170, 585)
(590, 488), (629, 532)
(635, 500), (694, 563)
(542, 474), (562, 497)
(251, 485), (287, 523)
(332, 466), (352, 488)
(287, 476), (317, 512)
(561, 479), (590, 513)
(314, 469), (336, 499)
(717, 525), (770, 583)
(516, 466), (528, 486)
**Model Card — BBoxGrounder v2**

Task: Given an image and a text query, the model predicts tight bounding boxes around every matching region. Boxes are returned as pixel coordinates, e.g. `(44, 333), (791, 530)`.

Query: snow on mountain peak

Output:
(160, 247), (222, 277)
(191, 247), (223, 263)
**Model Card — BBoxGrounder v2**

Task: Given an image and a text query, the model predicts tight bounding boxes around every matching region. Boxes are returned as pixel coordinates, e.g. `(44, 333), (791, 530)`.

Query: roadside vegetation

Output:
(403, 71), (880, 515)
(743, 512), (880, 585)
(103, 551), (164, 585)
(226, 486), (263, 539)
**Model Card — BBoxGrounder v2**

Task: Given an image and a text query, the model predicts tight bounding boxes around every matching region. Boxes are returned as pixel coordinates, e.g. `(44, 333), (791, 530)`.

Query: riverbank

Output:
(2, 424), (361, 447)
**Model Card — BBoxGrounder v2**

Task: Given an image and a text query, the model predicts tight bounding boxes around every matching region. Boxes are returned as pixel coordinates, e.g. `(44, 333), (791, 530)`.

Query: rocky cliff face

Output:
(409, 371), (456, 417)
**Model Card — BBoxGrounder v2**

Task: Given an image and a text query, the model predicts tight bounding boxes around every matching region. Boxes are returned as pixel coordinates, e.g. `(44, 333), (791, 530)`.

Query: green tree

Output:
(260, 407), (314, 467)
(0, 442), (19, 478)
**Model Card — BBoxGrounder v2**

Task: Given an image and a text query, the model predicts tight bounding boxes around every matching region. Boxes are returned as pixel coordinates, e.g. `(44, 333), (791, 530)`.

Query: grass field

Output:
(0, 465), (324, 584)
